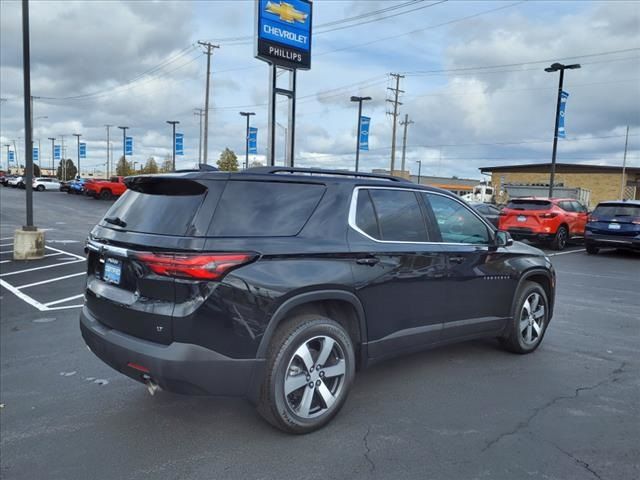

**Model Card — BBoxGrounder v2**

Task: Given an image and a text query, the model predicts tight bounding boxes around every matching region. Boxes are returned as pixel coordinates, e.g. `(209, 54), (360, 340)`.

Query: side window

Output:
(365, 189), (428, 242)
(559, 201), (574, 212)
(355, 190), (380, 239)
(572, 201), (586, 213)
(424, 193), (490, 245)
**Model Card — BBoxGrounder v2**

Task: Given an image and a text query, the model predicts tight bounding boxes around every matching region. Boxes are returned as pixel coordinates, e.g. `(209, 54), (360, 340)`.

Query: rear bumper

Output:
(505, 228), (554, 242)
(80, 307), (264, 397)
(585, 231), (640, 250)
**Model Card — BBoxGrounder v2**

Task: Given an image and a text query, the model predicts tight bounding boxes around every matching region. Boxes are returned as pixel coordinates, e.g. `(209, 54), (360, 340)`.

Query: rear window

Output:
(506, 199), (551, 211)
(593, 204), (640, 217)
(100, 179), (208, 235)
(208, 181), (325, 237)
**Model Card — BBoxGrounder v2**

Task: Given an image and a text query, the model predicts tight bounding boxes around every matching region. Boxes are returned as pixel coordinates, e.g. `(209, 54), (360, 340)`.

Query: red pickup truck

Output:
(85, 176), (127, 200)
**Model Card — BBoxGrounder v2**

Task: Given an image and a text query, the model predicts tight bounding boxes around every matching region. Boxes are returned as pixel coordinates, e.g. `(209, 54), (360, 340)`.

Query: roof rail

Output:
(174, 164), (220, 173)
(244, 166), (407, 182)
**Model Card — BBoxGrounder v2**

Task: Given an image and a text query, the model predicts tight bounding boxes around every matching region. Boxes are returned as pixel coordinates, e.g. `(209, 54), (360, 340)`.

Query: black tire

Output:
(257, 314), (356, 434)
(99, 189), (112, 200)
(500, 281), (549, 354)
(585, 243), (599, 255)
(551, 225), (568, 251)
(36, 185), (45, 192)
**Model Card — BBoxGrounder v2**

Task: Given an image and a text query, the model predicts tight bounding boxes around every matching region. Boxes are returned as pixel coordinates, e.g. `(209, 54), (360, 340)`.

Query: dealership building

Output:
(480, 162), (640, 207)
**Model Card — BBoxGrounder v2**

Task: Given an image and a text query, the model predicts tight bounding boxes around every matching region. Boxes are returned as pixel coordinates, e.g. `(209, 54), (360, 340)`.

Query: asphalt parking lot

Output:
(1, 185), (638, 480)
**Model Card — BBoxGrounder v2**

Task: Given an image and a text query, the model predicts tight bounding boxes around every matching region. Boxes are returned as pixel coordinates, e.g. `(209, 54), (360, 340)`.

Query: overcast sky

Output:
(1, 0), (639, 179)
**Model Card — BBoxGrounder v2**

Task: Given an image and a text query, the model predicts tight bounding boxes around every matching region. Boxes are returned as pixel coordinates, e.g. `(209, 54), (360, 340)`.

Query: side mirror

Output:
(495, 231), (513, 248)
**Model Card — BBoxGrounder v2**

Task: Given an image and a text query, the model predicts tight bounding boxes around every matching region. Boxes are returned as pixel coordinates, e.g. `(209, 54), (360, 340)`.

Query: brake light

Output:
(498, 211), (507, 216)
(632, 218), (640, 225)
(136, 252), (256, 280)
(588, 215), (598, 222)
(539, 212), (558, 219)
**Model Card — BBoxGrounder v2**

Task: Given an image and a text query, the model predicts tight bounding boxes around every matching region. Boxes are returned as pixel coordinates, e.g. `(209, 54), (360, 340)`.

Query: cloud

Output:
(1, 0), (638, 179)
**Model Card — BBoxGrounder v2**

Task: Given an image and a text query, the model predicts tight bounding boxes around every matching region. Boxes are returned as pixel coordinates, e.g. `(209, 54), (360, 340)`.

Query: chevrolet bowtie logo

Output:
(265, 1), (308, 24)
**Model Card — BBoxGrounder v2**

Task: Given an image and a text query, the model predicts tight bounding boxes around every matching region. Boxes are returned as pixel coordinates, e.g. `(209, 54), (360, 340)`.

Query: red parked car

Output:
(499, 197), (588, 250)
(85, 176), (127, 200)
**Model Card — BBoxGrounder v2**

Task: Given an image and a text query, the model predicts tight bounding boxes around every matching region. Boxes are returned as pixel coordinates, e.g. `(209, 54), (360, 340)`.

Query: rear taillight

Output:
(539, 212), (558, 219)
(498, 211), (507, 216)
(588, 215), (598, 222)
(136, 252), (256, 280)
(632, 218), (640, 225)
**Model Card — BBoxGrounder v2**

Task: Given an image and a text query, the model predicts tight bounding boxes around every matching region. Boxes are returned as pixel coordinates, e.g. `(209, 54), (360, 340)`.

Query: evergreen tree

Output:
(217, 148), (239, 172)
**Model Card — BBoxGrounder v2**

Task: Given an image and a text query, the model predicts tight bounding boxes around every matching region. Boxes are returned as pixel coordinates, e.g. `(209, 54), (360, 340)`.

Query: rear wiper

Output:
(104, 216), (127, 227)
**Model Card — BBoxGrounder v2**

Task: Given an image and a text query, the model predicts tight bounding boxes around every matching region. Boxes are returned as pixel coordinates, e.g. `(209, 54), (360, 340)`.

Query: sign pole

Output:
(287, 69), (296, 167)
(267, 64), (277, 166)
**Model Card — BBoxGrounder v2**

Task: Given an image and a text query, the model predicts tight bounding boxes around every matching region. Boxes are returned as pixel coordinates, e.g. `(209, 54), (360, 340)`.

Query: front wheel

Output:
(500, 281), (549, 354)
(258, 314), (355, 434)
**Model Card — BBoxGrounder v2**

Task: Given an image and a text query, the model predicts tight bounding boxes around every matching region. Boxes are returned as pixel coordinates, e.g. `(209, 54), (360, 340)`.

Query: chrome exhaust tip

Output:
(143, 375), (160, 396)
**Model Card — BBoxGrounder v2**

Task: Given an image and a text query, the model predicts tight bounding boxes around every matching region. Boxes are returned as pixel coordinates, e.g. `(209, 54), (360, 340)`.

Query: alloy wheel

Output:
(520, 292), (545, 345)
(284, 335), (346, 419)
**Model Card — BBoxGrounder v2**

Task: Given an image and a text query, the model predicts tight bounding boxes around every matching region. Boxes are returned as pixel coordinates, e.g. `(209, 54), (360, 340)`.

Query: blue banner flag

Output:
(175, 133), (184, 156)
(248, 127), (258, 154)
(33, 147), (39, 162)
(54, 145), (61, 160)
(8, 150), (15, 163)
(558, 91), (569, 139)
(359, 116), (371, 151)
(79, 143), (87, 159)
(125, 136), (133, 156)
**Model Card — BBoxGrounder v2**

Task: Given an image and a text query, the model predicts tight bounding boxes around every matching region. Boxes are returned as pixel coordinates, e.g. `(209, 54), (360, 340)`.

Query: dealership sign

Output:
(255, 0), (312, 70)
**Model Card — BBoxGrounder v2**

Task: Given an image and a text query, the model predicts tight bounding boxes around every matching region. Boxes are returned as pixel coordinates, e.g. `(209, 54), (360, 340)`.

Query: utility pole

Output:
(197, 41), (220, 164)
(416, 160), (422, 185)
(48, 137), (54, 176)
(240, 112), (255, 169)
(386, 73), (404, 173)
(73, 133), (81, 177)
(118, 126), (128, 171)
(399, 114), (414, 173)
(545, 62), (581, 197)
(620, 125), (629, 200)
(105, 125), (112, 177)
(350, 96), (372, 172)
(194, 108), (205, 163)
(4, 144), (10, 172)
(166, 120), (179, 171)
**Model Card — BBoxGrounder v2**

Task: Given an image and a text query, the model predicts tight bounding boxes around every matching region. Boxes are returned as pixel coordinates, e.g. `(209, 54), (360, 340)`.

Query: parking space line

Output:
(549, 249), (586, 256)
(0, 278), (48, 310)
(44, 245), (85, 260)
(16, 272), (85, 289)
(0, 237), (14, 241)
(0, 243), (13, 247)
(0, 260), (11, 264)
(0, 259), (84, 277)
(44, 294), (85, 307)
(47, 304), (84, 311)
(44, 252), (64, 258)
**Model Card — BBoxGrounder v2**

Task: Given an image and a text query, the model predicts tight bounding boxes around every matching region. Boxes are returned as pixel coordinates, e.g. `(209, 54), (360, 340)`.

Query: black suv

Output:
(80, 167), (555, 433)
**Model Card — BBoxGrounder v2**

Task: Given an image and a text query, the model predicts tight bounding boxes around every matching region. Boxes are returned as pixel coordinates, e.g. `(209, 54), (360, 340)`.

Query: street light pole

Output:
(48, 137), (55, 176)
(416, 160), (422, 185)
(118, 126), (128, 173)
(21, 0), (34, 229)
(239, 112), (255, 169)
(73, 133), (81, 178)
(350, 96), (372, 172)
(105, 125), (112, 178)
(545, 62), (581, 198)
(166, 121), (179, 171)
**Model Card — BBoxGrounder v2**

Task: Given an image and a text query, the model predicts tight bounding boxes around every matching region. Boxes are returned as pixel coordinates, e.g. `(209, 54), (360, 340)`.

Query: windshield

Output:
(593, 204), (640, 218)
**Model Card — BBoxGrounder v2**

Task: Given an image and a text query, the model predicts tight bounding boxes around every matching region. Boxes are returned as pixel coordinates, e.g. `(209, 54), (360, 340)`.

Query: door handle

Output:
(449, 255), (466, 264)
(356, 256), (380, 266)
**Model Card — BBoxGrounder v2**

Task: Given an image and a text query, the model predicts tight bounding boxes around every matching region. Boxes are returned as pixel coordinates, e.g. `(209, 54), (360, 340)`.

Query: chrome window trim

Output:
(348, 186), (495, 246)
